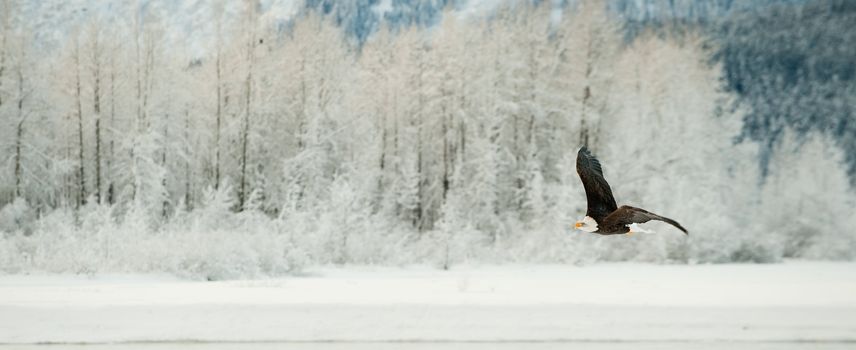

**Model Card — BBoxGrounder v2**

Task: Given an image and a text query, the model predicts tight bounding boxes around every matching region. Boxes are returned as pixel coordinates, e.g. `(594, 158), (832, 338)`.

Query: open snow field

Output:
(1, 262), (855, 349)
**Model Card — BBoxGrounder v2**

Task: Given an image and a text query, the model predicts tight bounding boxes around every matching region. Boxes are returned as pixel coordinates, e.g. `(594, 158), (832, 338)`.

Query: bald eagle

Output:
(574, 147), (688, 235)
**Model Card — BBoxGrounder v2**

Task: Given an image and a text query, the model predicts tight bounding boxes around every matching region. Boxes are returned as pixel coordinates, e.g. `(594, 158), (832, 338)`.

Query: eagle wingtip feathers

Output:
(578, 146), (592, 160)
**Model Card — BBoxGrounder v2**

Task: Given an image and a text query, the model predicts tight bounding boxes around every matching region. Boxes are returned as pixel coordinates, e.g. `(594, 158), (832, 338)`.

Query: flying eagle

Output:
(574, 147), (688, 235)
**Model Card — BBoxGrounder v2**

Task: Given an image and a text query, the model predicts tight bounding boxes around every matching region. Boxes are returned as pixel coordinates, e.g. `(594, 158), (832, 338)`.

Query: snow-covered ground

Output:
(1, 262), (855, 349)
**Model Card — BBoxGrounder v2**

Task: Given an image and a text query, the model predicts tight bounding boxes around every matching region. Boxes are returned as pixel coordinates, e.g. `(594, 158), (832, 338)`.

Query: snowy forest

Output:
(0, 0), (854, 279)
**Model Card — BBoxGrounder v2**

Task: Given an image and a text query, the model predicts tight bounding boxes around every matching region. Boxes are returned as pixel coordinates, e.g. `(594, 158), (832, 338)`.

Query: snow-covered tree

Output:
(758, 130), (856, 260)
(555, 0), (621, 152)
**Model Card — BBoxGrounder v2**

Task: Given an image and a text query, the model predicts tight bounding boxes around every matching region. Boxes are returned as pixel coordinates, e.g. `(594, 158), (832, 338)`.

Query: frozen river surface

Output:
(6, 342), (856, 350)
(1, 262), (855, 349)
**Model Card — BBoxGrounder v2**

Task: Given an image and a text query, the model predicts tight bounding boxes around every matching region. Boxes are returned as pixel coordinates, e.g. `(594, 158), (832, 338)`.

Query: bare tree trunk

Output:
(514, 106), (523, 210)
(579, 25), (595, 149)
(579, 85), (591, 147)
(131, 14), (142, 201)
(298, 58), (307, 150)
(392, 89), (400, 217)
(377, 96), (387, 214)
(214, 58), (222, 189)
(65, 113), (73, 206)
(77, 99), (85, 206)
(0, 39), (5, 108)
(238, 1), (255, 210)
(184, 107), (191, 208)
(74, 40), (86, 207)
(107, 54), (116, 204)
(415, 52), (425, 231)
(142, 36), (154, 129)
(379, 73), (388, 175)
(0, 1), (8, 109)
(15, 119), (23, 198)
(393, 91), (399, 173)
(0, 63), (4, 107)
(92, 34), (102, 203)
(94, 119), (101, 203)
(214, 20), (223, 189)
(162, 108), (169, 218)
(135, 20), (143, 132)
(527, 45), (537, 153)
(14, 68), (24, 198)
(380, 117), (387, 171)
(459, 91), (466, 165)
(239, 106), (250, 208)
(441, 96), (450, 202)
(416, 120), (423, 230)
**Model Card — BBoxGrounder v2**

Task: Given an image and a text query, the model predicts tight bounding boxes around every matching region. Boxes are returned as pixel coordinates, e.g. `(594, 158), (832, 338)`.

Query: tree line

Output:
(0, 0), (853, 269)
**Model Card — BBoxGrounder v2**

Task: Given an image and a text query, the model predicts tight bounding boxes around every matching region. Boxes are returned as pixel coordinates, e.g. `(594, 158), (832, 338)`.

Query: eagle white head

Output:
(574, 216), (598, 233)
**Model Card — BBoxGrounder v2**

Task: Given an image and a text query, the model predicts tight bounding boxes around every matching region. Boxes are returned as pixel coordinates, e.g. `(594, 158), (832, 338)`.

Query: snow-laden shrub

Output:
(0, 233), (33, 274)
(192, 181), (238, 232)
(0, 198), (35, 235)
(0, 192), (308, 279)
(160, 183), (307, 279)
(428, 192), (486, 269)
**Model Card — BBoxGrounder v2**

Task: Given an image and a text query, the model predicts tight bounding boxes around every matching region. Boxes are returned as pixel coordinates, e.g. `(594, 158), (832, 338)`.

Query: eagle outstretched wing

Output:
(607, 205), (689, 235)
(576, 147), (618, 222)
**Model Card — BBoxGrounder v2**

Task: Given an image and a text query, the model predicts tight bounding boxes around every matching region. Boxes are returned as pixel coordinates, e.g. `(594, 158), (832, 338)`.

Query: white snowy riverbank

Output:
(1, 262), (855, 346)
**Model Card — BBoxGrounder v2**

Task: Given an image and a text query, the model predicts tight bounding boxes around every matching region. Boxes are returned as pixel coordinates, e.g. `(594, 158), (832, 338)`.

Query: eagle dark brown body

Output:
(575, 147), (688, 235)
